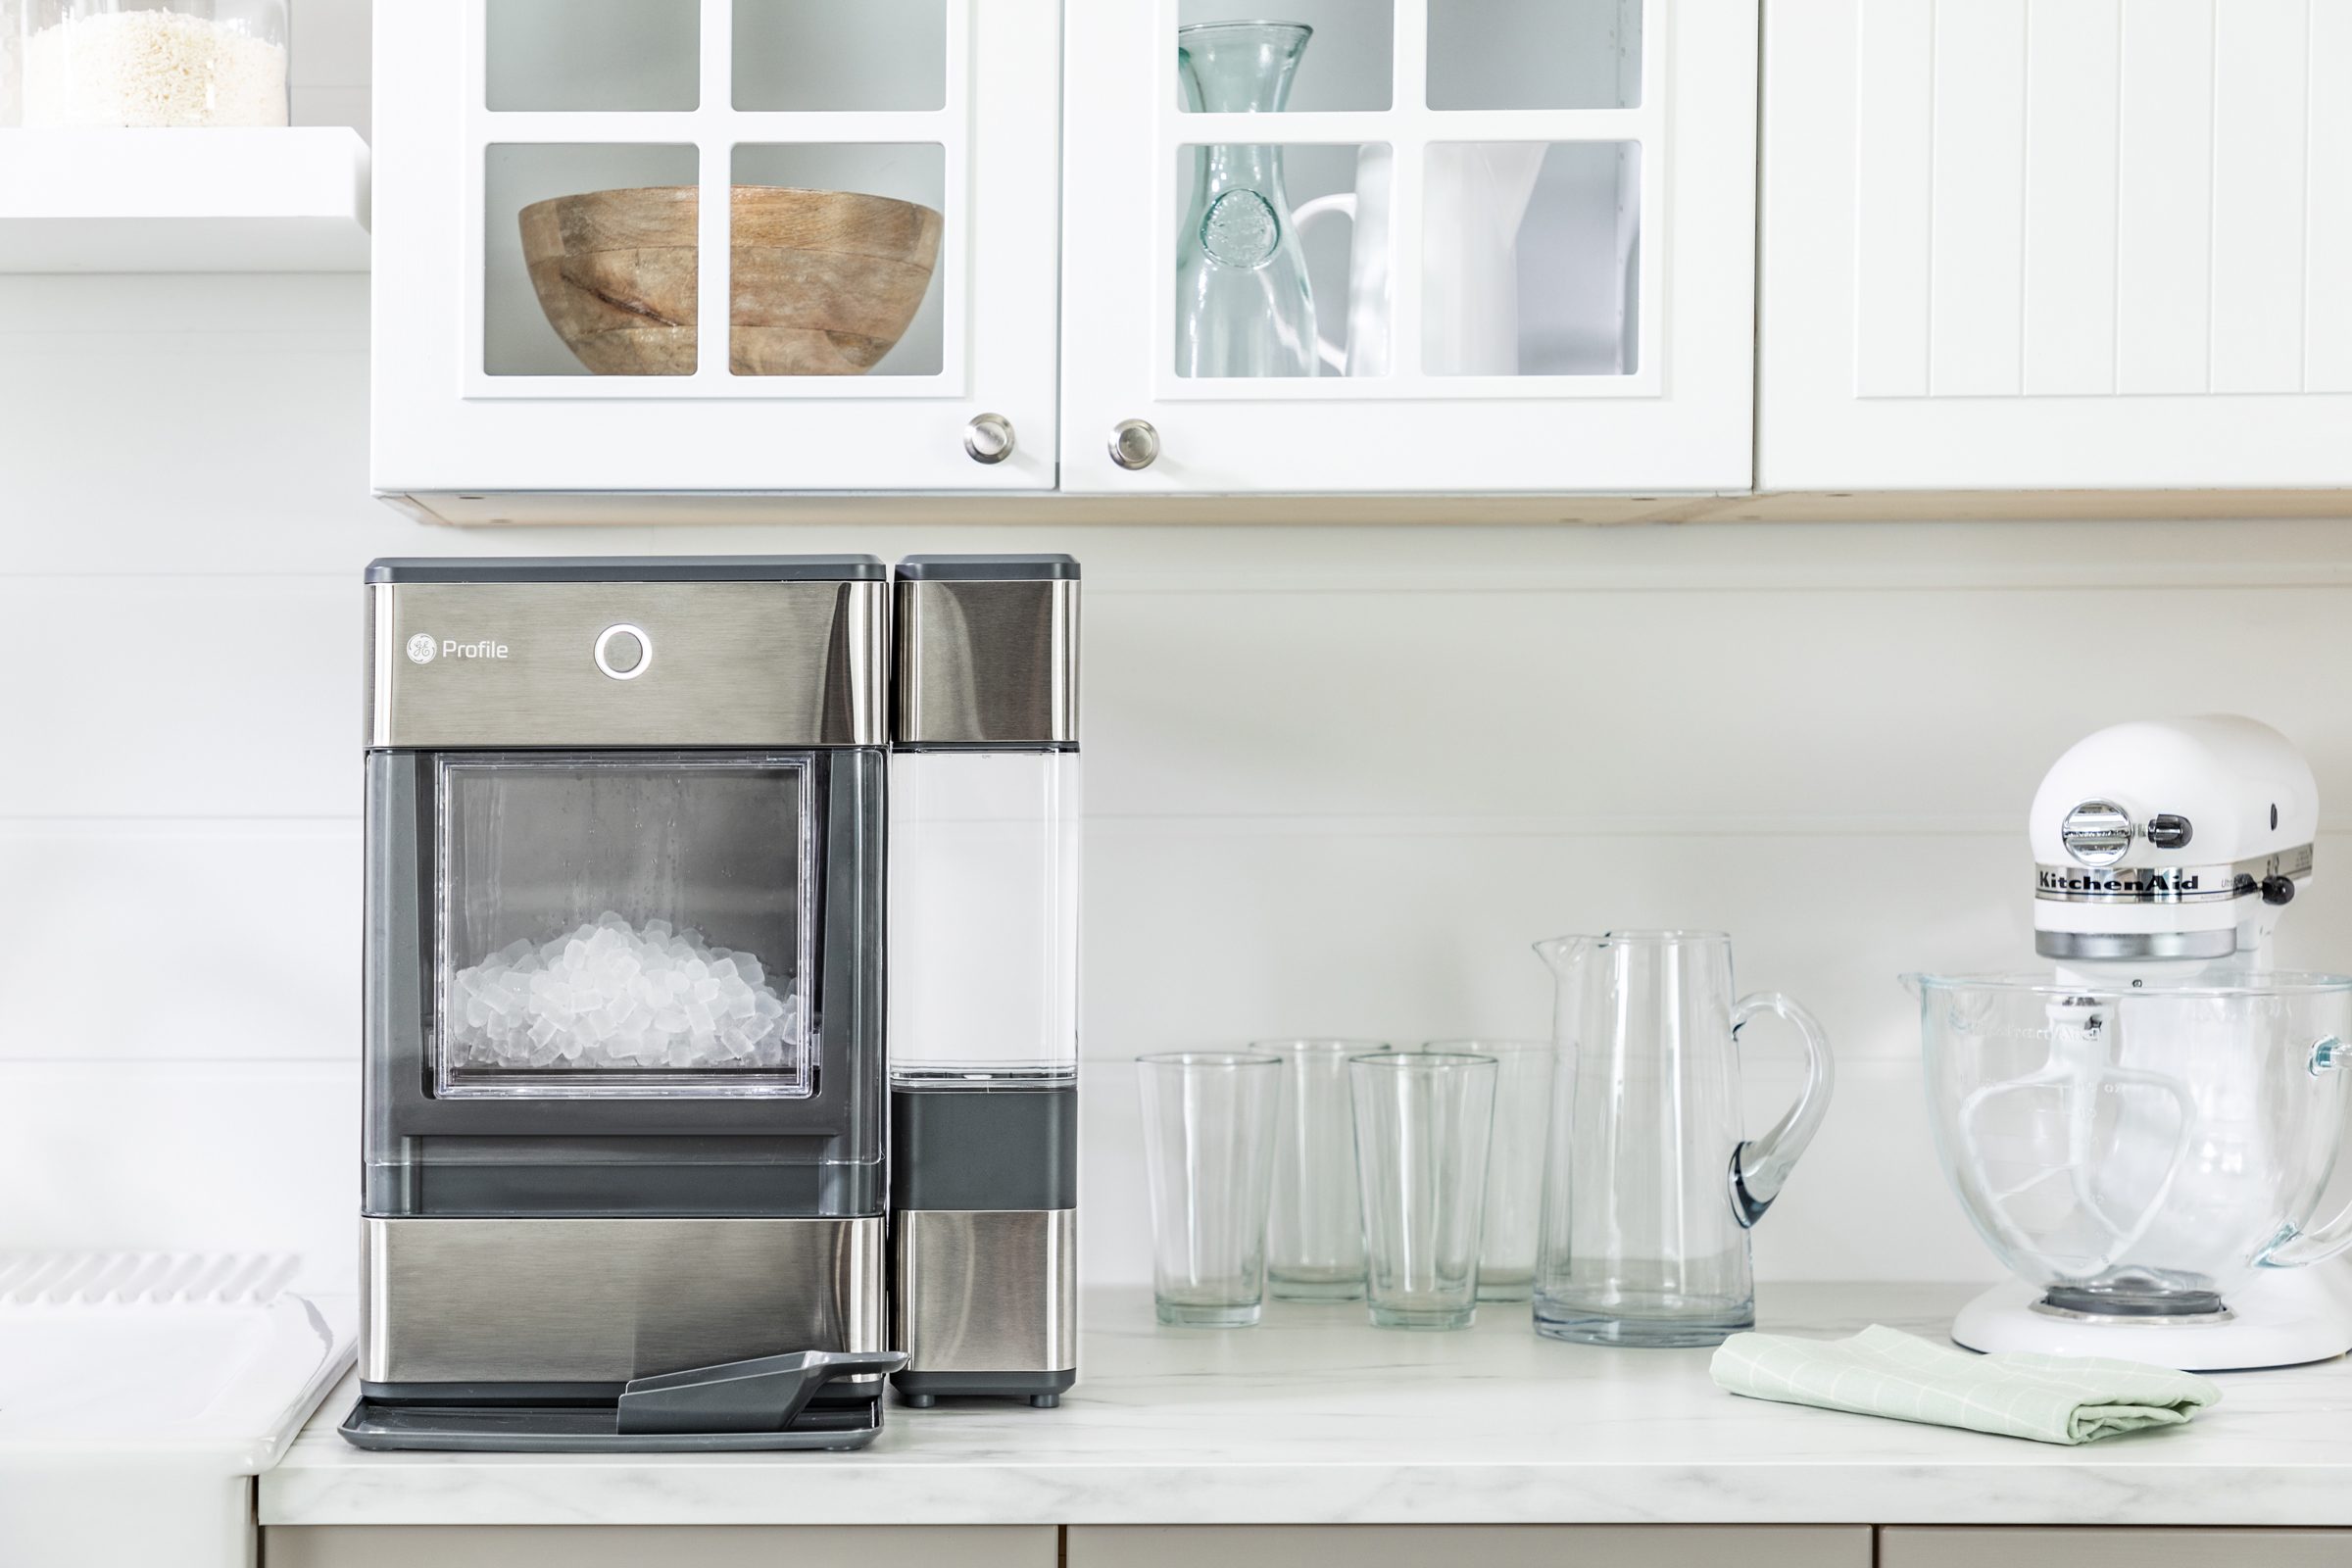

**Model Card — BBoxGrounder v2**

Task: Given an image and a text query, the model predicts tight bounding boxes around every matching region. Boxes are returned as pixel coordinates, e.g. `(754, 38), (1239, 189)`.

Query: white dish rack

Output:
(0, 1249), (303, 1306)
(0, 1249), (354, 1567)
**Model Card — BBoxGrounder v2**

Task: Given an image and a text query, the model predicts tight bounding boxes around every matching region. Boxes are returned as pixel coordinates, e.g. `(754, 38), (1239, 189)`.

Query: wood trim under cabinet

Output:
(388, 489), (2352, 528)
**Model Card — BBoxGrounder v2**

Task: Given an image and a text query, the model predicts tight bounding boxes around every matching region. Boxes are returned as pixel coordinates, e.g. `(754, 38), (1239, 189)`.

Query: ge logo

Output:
(406, 632), (438, 665)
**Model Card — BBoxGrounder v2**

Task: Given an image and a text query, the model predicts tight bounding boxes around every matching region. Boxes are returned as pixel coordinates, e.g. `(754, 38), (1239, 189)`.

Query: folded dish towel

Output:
(1710, 1324), (2220, 1445)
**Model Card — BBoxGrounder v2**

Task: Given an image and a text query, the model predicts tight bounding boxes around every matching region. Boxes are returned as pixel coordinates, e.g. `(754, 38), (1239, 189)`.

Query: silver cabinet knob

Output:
(1109, 418), (1160, 470)
(964, 413), (1015, 465)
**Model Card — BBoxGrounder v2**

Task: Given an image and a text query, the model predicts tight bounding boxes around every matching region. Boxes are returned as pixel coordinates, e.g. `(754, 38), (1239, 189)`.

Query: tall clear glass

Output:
(1260, 1039), (1392, 1299)
(1429, 1039), (1553, 1300)
(1174, 22), (1321, 378)
(1137, 1051), (1282, 1327)
(1349, 1051), (1497, 1330)
(1533, 932), (1834, 1348)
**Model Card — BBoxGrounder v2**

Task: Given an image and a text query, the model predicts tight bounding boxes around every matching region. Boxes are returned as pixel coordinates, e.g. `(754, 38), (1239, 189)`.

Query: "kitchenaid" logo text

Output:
(2036, 867), (2202, 896)
(406, 632), (509, 664)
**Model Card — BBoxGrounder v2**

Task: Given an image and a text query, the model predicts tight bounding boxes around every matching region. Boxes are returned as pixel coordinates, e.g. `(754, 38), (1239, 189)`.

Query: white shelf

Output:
(0, 126), (369, 273)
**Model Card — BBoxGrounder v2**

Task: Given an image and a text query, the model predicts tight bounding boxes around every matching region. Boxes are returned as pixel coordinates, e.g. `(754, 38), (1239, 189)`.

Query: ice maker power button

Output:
(594, 624), (651, 681)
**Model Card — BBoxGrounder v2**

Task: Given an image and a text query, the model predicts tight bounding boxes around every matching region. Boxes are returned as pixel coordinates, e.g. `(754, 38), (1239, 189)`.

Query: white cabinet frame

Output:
(372, 0), (1059, 498)
(1058, 0), (1759, 496)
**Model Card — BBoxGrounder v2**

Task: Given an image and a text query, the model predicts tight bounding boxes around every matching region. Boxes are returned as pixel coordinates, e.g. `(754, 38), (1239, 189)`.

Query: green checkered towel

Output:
(1710, 1324), (2220, 1445)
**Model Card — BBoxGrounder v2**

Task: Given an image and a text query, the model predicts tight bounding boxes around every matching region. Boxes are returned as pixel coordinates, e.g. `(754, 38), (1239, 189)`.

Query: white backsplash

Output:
(7, 261), (2352, 1297)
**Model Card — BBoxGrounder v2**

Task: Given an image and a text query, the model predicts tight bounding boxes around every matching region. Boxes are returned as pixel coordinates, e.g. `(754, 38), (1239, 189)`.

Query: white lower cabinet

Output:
(1065, 1526), (1870, 1568)
(1881, 1529), (2352, 1568)
(262, 1525), (1058, 1568)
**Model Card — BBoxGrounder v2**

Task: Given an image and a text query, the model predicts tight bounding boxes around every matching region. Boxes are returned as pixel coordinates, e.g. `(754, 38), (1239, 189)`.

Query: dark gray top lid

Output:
(367, 556), (888, 584)
(896, 554), (1079, 582)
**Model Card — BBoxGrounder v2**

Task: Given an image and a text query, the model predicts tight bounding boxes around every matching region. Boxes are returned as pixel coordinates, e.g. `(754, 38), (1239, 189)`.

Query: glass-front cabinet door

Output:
(373, 0), (1059, 504)
(1059, 0), (1757, 495)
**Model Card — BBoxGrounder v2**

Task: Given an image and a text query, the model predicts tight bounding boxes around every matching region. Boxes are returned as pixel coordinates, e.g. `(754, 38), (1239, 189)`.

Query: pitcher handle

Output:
(2259, 1036), (2352, 1268)
(1291, 192), (1355, 372)
(1728, 992), (1836, 1229)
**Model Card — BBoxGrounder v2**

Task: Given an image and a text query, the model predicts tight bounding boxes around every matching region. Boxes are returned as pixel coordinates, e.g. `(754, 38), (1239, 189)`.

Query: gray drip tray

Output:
(340, 1396), (887, 1452)
(341, 1348), (906, 1452)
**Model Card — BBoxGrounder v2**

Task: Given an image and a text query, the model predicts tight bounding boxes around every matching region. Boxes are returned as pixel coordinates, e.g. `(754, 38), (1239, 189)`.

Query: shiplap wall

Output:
(12, 259), (2352, 1292)
(8, 0), (2352, 1302)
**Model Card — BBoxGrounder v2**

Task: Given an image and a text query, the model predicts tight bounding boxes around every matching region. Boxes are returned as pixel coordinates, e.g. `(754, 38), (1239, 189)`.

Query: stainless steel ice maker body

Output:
(352, 553), (1082, 1448)
(357, 559), (892, 1447)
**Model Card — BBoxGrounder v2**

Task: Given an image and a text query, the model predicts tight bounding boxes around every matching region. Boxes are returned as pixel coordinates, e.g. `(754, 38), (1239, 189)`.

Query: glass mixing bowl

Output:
(1905, 970), (2352, 1314)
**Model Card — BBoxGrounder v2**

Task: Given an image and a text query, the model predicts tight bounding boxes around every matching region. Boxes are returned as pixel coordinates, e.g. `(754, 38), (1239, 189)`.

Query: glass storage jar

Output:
(23, 0), (286, 127)
(1, 0), (23, 125)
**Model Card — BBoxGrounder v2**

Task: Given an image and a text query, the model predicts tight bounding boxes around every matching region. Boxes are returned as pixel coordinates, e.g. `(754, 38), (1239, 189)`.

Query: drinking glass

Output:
(1259, 1039), (1392, 1299)
(1428, 1039), (1553, 1300)
(1137, 1051), (1282, 1327)
(1348, 1051), (1497, 1330)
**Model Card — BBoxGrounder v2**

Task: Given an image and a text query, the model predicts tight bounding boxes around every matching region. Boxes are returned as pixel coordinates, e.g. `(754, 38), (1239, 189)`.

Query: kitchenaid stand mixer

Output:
(1910, 716), (2352, 1371)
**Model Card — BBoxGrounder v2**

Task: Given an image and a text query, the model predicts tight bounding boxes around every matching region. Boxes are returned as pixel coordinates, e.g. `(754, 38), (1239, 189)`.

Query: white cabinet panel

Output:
(372, 0), (1059, 500)
(1883, 1528), (2352, 1568)
(1851, 0), (1933, 398)
(1059, 0), (1755, 495)
(2210, 0), (2312, 394)
(1927, 0), (2027, 398)
(2308, 4), (2352, 391)
(2113, 0), (2214, 396)
(2021, 0), (2120, 396)
(1763, 0), (2352, 489)
(268, 1525), (1058, 1567)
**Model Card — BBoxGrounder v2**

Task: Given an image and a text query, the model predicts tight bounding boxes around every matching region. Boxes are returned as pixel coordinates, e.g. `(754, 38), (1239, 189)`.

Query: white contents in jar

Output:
(0, 2), (24, 128)
(23, 9), (286, 128)
(450, 911), (805, 1073)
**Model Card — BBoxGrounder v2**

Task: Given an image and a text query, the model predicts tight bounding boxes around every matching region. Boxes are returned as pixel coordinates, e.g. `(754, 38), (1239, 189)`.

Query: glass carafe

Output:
(1532, 932), (1835, 1347)
(1175, 22), (1320, 378)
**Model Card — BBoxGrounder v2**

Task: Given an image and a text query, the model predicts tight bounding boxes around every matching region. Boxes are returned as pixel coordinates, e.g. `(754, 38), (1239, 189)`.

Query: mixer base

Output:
(1952, 1274), (2352, 1371)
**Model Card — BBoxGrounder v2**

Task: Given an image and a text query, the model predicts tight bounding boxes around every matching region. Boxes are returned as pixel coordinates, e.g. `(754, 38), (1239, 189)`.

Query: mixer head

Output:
(2033, 716), (2316, 963)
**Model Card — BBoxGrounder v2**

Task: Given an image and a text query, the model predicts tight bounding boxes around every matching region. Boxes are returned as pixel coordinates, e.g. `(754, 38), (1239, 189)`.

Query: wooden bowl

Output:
(517, 184), (945, 377)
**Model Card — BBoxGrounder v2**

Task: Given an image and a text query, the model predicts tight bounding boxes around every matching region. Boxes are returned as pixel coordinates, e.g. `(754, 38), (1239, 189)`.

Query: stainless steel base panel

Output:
(893, 1208), (1075, 1403)
(361, 1215), (885, 1387)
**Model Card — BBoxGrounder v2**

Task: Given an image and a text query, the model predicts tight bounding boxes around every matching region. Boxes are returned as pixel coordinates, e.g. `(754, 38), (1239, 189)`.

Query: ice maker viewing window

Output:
(434, 754), (819, 1101)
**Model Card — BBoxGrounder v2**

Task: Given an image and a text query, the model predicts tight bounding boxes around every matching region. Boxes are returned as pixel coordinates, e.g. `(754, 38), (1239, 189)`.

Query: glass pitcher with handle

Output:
(1532, 932), (1835, 1347)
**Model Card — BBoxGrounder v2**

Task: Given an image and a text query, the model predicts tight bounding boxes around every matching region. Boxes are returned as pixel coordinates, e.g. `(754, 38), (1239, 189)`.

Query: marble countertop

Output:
(261, 1283), (2352, 1529)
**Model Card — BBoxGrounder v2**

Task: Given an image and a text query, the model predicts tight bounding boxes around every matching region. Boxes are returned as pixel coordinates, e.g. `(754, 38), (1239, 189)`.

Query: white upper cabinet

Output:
(371, 0), (1059, 501)
(1057, 0), (1759, 496)
(1762, 0), (2352, 492)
